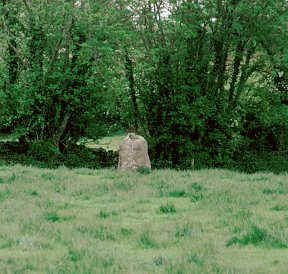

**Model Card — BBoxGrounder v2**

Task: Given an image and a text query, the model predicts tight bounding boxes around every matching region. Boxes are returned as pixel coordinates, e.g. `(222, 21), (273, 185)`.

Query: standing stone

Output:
(118, 133), (151, 170)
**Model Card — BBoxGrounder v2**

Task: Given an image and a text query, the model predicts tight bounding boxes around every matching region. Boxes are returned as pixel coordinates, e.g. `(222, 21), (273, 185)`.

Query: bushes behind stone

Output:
(0, 141), (118, 169)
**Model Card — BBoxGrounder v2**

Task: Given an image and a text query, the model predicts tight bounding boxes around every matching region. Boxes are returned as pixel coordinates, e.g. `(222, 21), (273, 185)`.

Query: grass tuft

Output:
(45, 212), (60, 223)
(167, 190), (186, 197)
(226, 225), (266, 247)
(139, 231), (158, 248)
(24, 189), (39, 196)
(102, 257), (114, 268)
(41, 173), (56, 181)
(7, 173), (17, 183)
(175, 223), (192, 238)
(136, 167), (151, 174)
(0, 188), (12, 201)
(154, 256), (166, 266)
(226, 225), (288, 248)
(271, 205), (288, 211)
(187, 252), (205, 267)
(119, 227), (133, 238)
(0, 237), (16, 249)
(190, 182), (206, 202)
(98, 210), (110, 219)
(160, 203), (176, 213)
(115, 181), (133, 190)
(191, 182), (205, 192)
(262, 188), (286, 195)
(67, 249), (84, 262)
(93, 225), (116, 241)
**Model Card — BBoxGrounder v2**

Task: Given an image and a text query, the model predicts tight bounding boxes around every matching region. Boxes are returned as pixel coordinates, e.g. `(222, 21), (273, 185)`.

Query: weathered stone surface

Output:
(118, 133), (151, 170)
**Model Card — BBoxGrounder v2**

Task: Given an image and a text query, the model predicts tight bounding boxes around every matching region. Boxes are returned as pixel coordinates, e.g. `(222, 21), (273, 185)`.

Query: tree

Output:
(118, 0), (288, 168)
(1, 0), (288, 169)
(0, 0), (121, 150)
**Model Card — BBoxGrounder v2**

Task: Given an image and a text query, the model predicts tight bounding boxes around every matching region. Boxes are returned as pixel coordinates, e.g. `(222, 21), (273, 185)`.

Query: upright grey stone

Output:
(118, 133), (151, 170)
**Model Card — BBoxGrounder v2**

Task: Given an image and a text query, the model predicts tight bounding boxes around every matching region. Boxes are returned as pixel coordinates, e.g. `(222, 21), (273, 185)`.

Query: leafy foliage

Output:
(1, 0), (288, 170)
(1, 0), (122, 150)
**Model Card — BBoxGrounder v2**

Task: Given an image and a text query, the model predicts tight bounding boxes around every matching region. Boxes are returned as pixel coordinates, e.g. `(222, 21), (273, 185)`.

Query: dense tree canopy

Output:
(1, 0), (122, 149)
(1, 0), (288, 170)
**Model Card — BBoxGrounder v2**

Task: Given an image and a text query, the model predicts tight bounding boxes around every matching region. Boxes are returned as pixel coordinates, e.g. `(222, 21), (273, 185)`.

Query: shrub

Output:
(64, 146), (117, 169)
(28, 140), (61, 162)
(0, 139), (118, 169)
(63, 145), (100, 169)
(90, 148), (118, 168)
(230, 151), (288, 174)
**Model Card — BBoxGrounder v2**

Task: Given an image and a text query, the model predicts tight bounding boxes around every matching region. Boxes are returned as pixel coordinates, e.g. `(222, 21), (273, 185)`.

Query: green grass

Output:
(160, 203), (176, 213)
(0, 133), (17, 142)
(0, 165), (288, 273)
(85, 134), (125, 151)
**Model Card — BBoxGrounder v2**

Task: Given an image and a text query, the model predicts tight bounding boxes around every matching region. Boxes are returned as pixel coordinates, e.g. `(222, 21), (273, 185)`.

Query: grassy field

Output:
(0, 165), (288, 273)
(85, 135), (124, 151)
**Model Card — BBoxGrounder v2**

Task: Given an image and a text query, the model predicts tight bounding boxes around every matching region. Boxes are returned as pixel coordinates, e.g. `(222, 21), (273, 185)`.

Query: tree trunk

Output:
(229, 41), (245, 106)
(51, 112), (71, 151)
(124, 48), (139, 131)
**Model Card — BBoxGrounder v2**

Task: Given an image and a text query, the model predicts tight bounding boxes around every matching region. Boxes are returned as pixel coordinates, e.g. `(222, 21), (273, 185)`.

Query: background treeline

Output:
(1, 0), (288, 172)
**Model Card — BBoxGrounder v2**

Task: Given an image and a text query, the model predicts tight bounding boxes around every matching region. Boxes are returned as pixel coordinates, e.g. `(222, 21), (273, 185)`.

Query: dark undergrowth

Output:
(1, 141), (288, 173)
(0, 141), (118, 169)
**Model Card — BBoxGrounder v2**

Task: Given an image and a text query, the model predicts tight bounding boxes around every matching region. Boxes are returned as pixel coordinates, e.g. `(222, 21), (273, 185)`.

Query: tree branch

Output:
(6, 39), (27, 69)
(22, 0), (32, 13)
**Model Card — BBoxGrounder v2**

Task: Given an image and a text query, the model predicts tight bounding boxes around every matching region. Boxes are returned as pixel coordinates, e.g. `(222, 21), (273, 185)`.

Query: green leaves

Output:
(1, 0), (123, 147)
(1, 0), (288, 170)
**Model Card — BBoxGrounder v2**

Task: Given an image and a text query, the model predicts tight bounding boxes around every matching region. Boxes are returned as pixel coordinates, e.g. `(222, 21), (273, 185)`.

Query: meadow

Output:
(0, 165), (288, 273)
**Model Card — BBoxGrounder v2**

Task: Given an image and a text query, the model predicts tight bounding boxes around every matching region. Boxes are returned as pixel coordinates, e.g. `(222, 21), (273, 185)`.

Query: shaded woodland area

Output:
(1, 0), (288, 172)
